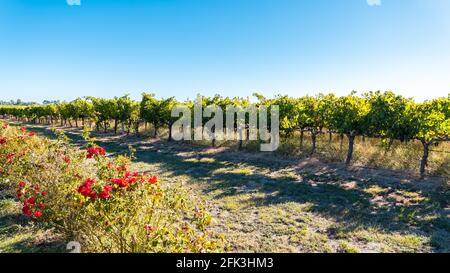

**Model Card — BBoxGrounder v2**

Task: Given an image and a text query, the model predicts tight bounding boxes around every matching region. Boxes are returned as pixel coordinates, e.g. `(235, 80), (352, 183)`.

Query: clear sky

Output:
(1, 0), (449, 102)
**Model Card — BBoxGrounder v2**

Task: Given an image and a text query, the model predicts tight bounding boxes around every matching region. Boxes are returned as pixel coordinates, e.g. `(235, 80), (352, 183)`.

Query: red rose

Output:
(98, 184), (113, 199)
(34, 211), (43, 218)
(86, 147), (96, 159)
(28, 132), (36, 137)
(22, 205), (32, 216)
(0, 137), (7, 145)
(77, 185), (91, 197)
(99, 190), (110, 199)
(37, 203), (46, 209)
(97, 147), (106, 156)
(126, 175), (137, 184)
(77, 178), (97, 197)
(86, 147), (106, 159)
(112, 178), (128, 188)
(84, 178), (96, 187)
(148, 176), (158, 185)
(26, 197), (36, 205)
(41, 191), (48, 197)
(19, 181), (26, 187)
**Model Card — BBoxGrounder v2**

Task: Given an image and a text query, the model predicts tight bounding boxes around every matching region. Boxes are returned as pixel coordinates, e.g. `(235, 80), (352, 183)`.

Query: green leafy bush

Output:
(0, 121), (224, 253)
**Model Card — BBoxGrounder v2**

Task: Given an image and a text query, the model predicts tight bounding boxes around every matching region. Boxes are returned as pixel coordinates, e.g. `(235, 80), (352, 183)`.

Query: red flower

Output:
(0, 137), (7, 145)
(99, 190), (110, 199)
(28, 132), (36, 137)
(112, 178), (129, 188)
(26, 197), (36, 205)
(77, 178), (100, 201)
(34, 211), (43, 218)
(98, 147), (106, 155)
(86, 147), (96, 159)
(77, 178), (95, 197)
(19, 181), (26, 188)
(37, 203), (46, 209)
(41, 191), (48, 197)
(84, 178), (96, 187)
(22, 205), (32, 216)
(99, 184), (113, 199)
(77, 185), (91, 197)
(148, 176), (158, 185)
(123, 172), (139, 184)
(21, 127), (27, 133)
(112, 178), (121, 185)
(86, 147), (106, 159)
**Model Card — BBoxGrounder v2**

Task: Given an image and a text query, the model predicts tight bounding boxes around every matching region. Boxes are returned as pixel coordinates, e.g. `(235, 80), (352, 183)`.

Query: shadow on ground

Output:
(23, 124), (450, 252)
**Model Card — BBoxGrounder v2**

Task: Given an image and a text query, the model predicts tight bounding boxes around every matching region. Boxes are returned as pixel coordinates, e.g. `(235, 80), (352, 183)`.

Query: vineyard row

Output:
(0, 91), (449, 178)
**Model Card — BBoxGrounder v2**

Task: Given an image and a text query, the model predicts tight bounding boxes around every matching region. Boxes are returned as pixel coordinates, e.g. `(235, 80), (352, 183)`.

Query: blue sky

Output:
(1, 0), (449, 102)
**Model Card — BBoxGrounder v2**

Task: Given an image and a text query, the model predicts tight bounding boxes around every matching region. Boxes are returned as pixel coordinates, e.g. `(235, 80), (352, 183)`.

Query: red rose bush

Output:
(0, 122), (224, 253)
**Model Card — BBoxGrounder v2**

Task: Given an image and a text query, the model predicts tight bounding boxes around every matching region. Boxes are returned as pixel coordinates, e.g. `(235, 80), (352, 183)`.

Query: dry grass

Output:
(242, 131), (449, 178)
